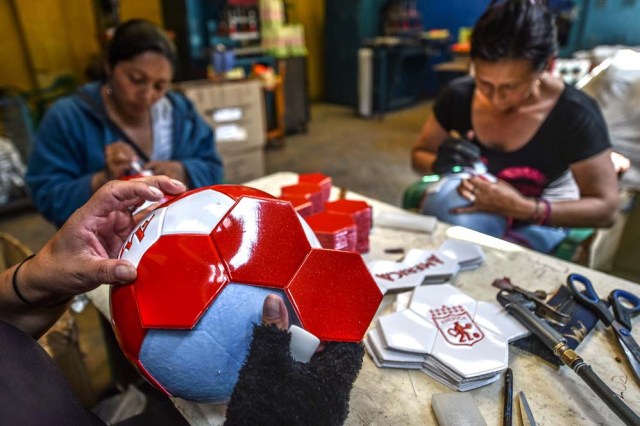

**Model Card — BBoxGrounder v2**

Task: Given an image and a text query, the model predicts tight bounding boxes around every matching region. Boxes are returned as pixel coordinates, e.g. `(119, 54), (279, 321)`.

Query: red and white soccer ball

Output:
(110, 185), (382, 402)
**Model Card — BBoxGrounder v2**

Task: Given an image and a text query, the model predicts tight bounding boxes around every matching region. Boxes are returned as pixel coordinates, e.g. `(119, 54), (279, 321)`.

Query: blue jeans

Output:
(504, 224), (568, 254)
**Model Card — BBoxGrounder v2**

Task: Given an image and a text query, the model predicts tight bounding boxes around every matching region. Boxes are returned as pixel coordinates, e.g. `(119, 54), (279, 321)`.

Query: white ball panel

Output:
(298, 213), (321, 248)
(119, 207), (167, 268)
(162, 190), (235, 235)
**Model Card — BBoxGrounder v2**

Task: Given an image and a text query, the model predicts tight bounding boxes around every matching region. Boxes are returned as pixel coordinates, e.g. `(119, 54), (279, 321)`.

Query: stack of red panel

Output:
(324, 199), (372, 253)
(278, 193), (314, 218)
(298, 173), (332, 203)
(281, 183), (324, 214)
(305, 212), (357, 252)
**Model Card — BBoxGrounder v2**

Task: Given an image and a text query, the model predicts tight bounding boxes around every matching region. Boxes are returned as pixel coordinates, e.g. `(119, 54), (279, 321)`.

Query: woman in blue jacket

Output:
(27, 19), (224, 227)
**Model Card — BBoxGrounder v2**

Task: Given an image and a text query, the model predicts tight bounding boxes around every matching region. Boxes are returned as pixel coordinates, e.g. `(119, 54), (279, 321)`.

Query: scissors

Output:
(567, 273), (640, 383)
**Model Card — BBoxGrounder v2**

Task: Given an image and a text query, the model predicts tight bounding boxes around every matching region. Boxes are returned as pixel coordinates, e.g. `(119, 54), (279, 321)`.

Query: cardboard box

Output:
(176, 79), (267, 155)
(222, 146), (266, 184)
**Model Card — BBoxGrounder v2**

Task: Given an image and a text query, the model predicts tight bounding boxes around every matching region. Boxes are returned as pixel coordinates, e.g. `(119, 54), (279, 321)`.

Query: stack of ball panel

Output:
(324, 199), (372, 253)
(304, 211), (358, 252)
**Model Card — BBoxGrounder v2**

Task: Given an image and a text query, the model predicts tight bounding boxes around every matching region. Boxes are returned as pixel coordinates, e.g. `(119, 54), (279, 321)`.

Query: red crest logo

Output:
(431, 305), (484, 347)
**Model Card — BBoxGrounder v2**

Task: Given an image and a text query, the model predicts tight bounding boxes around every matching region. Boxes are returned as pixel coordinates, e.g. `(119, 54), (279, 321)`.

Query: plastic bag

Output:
(0, 136), (27, 205)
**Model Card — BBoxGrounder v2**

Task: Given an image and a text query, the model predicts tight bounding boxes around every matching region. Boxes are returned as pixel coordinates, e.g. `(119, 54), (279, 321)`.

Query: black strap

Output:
(75, 90), (150, 162)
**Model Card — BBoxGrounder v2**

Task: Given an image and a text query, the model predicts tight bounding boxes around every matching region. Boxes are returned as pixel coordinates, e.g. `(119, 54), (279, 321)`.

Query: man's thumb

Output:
(91, 259), (136, 284)
(262, 294), (289, 330)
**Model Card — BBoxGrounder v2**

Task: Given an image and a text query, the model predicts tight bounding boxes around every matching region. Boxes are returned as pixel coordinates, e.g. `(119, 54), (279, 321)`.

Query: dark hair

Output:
(107, 19), (176, 70)
(470, 0), (557, 72)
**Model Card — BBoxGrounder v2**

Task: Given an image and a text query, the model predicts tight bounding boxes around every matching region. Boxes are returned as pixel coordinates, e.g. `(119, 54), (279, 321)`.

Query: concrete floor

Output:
(265, 103), (427, 206)
(1, 101), (638, 412)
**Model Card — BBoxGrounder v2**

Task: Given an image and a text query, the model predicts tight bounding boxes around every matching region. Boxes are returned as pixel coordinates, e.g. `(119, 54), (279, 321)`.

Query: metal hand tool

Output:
(518, 391), (537, 426)
(567, 273), (640, 383)
(492, 277), (569, 325)
(498, 289), (640, 426)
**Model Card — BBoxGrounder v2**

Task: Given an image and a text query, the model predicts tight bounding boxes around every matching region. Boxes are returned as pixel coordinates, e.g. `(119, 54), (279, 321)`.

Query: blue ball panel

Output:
(421, 175), (508, 237)
(139, 284), (298, 402)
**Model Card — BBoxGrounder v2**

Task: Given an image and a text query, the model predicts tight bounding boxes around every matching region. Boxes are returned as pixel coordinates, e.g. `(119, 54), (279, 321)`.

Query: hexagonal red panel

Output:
(287, 249), (383, 341)
(298, 172), (331, 185)
(111, 284), (146, 358)
(135, 234), (229, 328)
(212, 197), (312, 288)
(324, 199), (371, 215)
(213, 185), (274, 201)
(298, 172), (332, 202)
(281, 183), (324, 214)
(278, 194), (313, 218)
(305, 211), (355, 233)
(110, 284), (171, 396)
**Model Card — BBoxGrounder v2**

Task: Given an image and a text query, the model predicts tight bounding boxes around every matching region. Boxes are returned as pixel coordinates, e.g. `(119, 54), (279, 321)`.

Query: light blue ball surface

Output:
(138, 283), (299, 403)
(421, 175), (508, 238)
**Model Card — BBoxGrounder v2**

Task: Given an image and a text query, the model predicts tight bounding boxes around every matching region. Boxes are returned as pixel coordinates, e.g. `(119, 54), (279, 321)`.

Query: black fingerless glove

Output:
(432, 136), (481, 174)
(224, 324), (365, 426)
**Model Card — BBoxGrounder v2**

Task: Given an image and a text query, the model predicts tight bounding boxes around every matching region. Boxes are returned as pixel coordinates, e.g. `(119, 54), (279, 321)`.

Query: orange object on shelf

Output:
(257, 60), (286, 146)
(452, 42), (470, 54)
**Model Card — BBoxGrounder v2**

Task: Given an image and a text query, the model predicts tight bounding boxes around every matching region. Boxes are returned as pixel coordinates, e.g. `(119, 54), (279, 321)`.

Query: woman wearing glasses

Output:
(411, 0), (618, 254)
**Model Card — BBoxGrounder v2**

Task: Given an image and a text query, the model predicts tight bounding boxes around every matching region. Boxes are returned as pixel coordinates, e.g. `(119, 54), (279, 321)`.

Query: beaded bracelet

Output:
(540, 199), (552, 226)
(529, 198), (552, 225)
(12, 254), (70, 307)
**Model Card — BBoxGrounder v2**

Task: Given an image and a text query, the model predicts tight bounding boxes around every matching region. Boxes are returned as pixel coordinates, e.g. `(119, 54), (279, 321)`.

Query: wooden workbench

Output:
(88, 172), (640, 425)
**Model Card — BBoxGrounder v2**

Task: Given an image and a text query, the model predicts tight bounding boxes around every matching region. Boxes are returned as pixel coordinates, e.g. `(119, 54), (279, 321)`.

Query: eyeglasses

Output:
(474, 74), (538, 99)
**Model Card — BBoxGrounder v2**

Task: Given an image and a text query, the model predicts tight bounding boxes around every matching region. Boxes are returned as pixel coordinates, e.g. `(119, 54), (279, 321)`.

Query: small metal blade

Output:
(518, 391), (537, 426)
(618, 336), (640, 385)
